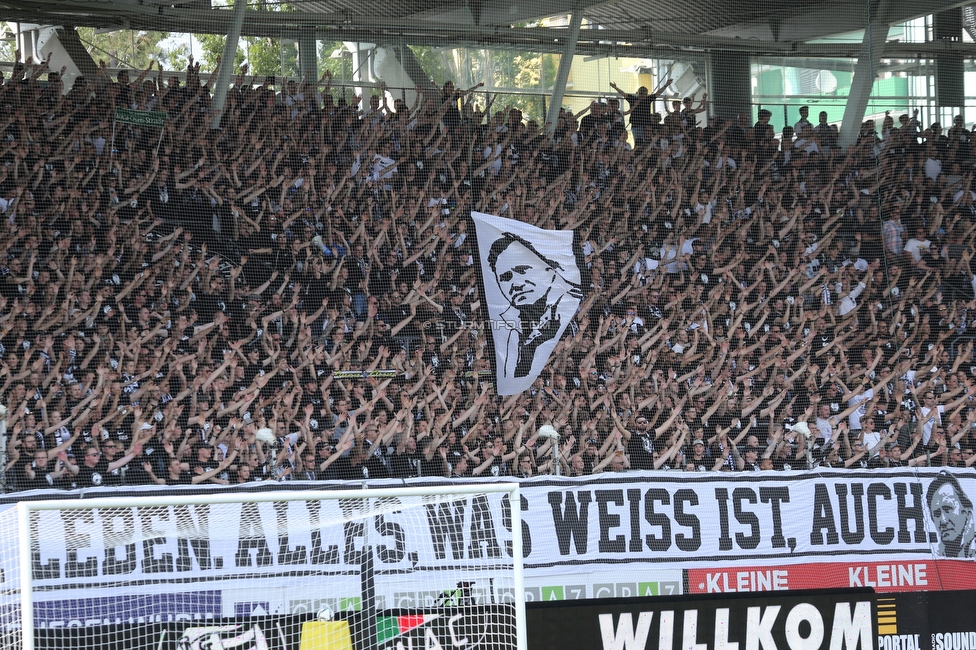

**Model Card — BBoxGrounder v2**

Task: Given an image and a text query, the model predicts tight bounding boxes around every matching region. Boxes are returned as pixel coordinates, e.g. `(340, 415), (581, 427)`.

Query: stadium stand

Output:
(2, 59), (976, 491)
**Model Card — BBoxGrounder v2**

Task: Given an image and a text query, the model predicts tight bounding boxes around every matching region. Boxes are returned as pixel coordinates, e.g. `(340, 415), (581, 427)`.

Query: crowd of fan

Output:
(3, 54), (976, 493)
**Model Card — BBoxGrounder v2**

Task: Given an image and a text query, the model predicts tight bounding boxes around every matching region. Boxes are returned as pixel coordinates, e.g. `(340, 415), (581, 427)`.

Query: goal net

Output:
(0, 484), (526, 650)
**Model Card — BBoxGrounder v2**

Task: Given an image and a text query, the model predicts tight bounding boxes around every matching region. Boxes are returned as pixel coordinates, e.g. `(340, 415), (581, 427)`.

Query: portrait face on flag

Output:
(472, 211), (583, 395)
(928, 471), (976, 558)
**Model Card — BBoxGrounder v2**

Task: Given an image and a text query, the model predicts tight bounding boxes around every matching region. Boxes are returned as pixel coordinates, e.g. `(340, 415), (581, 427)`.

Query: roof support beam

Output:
(838, 0), (891, 149)
(209, 0), (246, 130)
(545, 0), (584, 137)
(298, 29), (318, 81)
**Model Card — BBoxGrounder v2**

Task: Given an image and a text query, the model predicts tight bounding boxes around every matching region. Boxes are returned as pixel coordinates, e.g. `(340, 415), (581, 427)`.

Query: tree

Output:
(407, 45), (553, 121)
(409, 45), (455, 87)
(195, 33), (297, 78)
(316, 41), (349, 82)
(75, 27), (171, 70)
(161, 42), (192, 72)
(196, 33), (245, 73)
(193, 0), (301, 78)
(0, 39), (15, 64)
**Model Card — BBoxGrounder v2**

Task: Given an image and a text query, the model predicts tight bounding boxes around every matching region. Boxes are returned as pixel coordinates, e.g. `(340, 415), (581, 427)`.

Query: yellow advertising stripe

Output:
(299, 621), (353, 650)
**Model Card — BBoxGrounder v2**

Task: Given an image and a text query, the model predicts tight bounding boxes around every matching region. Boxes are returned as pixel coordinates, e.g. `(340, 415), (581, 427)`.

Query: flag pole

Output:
(154, 125), (165, 157)
(107, 116), (117, 174)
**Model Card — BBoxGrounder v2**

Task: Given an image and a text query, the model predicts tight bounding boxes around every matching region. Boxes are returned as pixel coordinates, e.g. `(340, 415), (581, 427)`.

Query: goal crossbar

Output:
(15, 483), (527, 650)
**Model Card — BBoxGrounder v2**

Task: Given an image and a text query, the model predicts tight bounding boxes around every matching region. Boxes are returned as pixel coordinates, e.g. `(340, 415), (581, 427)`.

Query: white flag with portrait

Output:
(472, 211), (583, 395)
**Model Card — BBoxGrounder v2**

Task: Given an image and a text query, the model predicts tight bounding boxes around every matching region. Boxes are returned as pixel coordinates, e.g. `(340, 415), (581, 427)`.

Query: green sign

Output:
(113, 107), (167, 128)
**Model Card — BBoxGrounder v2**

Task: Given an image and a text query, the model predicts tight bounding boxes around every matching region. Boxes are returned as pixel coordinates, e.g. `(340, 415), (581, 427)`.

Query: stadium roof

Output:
(3, 0), (976, 59)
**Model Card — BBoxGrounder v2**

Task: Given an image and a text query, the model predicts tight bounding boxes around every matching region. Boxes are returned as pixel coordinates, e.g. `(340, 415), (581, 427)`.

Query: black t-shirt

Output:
(440, 90), (462, 129)
(20, 462), (63, 490)
(10, 457), (33, 491)
(429, 456), (456, 479)
(73, 458), (113, 488)
(369, 265), (402, 297)
(321, 456), (353, 481)
(341, 460), (372, 481)
(627, 431), (657, 470)
(625, 93), (655, 128)
(108, 426), (133, 446)
(481, 455), (508, 478)
(165, 470), (194, 486)
(346, 257), (368, 294)
(115, 84), (133, 108)
(772, 457), (796, 471)
(123, 460), (156, 486)
(25, 471), (63, 491)
(579, 113), (602, 140)
(190, 459), (218, 478)
(865, 454), (887, 469)
(390, 450), (425, 479)
(63, 394), (84, 414)
(193, 291), (226, 324)
(100, 456), (128, 486)
(362, 450), (391, 479)
(380, 305), (419, 338)
(754, 121), (774, 144)
(691, 258), (716, 297)
(582, 451), (599, 475)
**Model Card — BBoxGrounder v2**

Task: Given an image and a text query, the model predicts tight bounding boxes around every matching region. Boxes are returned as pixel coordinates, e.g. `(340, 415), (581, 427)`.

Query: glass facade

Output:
(750, 16), (976, 133)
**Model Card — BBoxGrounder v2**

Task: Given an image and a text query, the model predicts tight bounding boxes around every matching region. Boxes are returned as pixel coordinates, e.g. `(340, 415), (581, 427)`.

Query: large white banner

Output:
(3, 468), (976, 625)
(471, 211), (583, 395)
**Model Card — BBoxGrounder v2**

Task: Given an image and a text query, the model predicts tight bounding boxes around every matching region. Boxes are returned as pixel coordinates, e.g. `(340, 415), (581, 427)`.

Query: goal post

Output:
(6, 484), (526, 650)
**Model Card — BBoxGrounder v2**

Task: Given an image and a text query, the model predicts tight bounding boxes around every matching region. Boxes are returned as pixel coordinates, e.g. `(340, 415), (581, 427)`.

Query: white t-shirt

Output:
(483, 144), (503, 176)
(661, 238), (698, 273)
(848, 388), (873, 430)
(861, 430), (882, 457)
(838, 281), (866, 316)
(794, 138), (820, 155)
(904, 238), (931, 262)
(706, 156), (737, 171)
(633, 258), (660, 280)
(90, 136), (106, 156)
(284, 92), (304, 119)
(920, 405), (945, 445)
(815, 416), (834, 441)
(694, 200), (716, 224)
(953, 190), (976, 204)
(372, 154), (397, 181)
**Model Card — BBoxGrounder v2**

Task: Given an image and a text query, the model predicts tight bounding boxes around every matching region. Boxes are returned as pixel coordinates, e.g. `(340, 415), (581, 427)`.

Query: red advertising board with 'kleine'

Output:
(687, 560), (976, 594)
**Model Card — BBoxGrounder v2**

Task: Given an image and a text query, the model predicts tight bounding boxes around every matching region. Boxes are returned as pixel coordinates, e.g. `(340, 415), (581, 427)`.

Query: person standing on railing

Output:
(609, 76), (671, 148)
